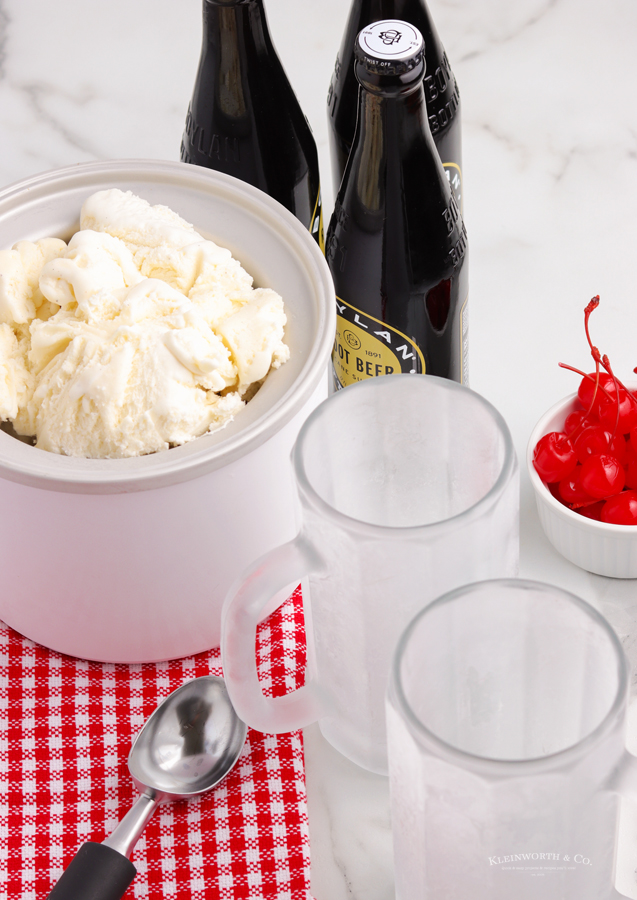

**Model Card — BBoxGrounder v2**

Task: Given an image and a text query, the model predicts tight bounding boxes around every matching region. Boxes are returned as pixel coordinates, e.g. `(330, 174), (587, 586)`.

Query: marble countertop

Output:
(2, 0), (637, 897)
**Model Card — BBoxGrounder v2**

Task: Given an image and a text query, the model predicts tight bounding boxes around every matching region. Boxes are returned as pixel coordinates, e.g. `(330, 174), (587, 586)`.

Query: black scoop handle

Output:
(46, 842), (136, 900)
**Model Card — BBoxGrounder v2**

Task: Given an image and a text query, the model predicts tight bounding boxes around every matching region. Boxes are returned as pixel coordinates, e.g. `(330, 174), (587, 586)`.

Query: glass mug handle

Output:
(221, 535), (328, 734)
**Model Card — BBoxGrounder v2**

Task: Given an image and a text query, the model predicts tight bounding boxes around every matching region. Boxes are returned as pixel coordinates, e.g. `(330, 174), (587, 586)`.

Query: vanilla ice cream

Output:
(0, 189), (289, 457)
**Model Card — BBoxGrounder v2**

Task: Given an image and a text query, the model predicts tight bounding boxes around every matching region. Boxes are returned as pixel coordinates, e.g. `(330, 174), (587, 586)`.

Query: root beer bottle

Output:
(327, 20), (468, 389)
(181, 0), (323, 249)
(327, 0), (461, 208)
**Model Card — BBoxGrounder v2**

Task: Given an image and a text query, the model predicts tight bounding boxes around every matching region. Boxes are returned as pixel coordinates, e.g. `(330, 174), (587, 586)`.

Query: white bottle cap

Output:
(357, 20), (424, 62)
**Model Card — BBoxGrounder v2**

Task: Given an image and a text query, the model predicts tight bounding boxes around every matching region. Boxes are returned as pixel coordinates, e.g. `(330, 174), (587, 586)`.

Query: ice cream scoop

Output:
(47, 675), (247, 900)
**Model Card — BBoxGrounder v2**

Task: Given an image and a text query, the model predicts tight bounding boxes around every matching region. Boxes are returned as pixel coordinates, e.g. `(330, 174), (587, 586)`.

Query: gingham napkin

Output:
(0, 587), (311, 900)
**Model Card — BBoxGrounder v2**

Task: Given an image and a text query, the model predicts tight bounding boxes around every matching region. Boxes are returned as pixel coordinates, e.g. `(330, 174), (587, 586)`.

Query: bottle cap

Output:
(355, 20), (425, 79)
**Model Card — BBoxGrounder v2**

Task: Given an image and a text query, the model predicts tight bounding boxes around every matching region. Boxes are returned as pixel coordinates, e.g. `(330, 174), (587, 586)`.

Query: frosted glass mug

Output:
(387, 579), (637, 899)
(222, 375), (519, 773)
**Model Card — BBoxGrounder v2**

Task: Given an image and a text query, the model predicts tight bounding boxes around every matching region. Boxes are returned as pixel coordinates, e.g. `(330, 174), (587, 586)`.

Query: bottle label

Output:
(443, 162), (463, 212)
(311, 188), (325, 253)
(332, 297), (425, 389)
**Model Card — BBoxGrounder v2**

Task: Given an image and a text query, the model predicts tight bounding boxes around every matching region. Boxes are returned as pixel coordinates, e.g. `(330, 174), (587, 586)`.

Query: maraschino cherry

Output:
(533, 296), (637, 525)
(602, 491), (637, 525)
(533, 432), (577, 483)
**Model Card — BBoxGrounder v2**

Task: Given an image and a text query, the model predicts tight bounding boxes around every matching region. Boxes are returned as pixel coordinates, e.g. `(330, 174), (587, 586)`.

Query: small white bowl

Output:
(527, 392), (637, 578)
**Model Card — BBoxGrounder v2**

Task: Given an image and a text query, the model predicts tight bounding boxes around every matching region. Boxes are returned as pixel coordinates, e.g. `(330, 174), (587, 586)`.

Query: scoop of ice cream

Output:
(39, 230), (144, 319)
(0, 324), (33, 420)
(0, 238), (66, 326)
(18, 298), (242, 458)
(82, 189), (253, 302)
(186, 241), (256, 324)
(118, 278), (238, 392)
(20, 278), (241, 456)
(81, 188), (202, 252)
(0, 189), (289, 457)
(217, 289), (290, 389)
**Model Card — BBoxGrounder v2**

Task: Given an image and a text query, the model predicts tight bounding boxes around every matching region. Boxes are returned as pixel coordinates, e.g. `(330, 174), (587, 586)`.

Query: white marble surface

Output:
(3, 0), (637, 897)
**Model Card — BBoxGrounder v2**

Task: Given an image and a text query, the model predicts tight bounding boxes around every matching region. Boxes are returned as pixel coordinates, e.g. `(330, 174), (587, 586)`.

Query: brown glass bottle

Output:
(181, 0), (324, 249)
(327, 0), (461, 208)
(327, 20), (468, 390)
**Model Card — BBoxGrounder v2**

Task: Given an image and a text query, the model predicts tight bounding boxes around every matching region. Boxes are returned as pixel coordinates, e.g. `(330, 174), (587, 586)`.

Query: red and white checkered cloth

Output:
(0, 587), (311, 900)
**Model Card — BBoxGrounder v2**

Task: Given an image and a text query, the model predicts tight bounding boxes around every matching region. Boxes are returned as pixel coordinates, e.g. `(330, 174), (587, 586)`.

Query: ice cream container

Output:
(0, 160), (335, 662)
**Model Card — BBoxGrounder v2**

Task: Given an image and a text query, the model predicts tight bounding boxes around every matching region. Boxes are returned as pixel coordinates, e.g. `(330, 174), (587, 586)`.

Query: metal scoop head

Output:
(129, 674), (248, 800)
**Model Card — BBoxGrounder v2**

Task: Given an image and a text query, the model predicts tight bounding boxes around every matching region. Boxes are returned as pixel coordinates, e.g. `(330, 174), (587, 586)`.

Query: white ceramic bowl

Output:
(527, 392), (637, 578)
(0, 160), (335, 661)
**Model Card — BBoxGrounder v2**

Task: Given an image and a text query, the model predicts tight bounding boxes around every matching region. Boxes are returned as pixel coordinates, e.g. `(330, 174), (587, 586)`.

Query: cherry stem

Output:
(600, 353), (637, 413)
(558, 361), (615, 442)
(584, 296), (637, 416)
(600, 354), (620, 437)
(582, 298), (604, 432)
(584, 296), (600, 355)
(558, 363), (614, 403)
